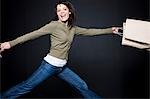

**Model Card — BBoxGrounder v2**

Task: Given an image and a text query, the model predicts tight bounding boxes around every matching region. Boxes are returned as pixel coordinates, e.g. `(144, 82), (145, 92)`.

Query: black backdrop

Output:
(1, 0), (149, 98)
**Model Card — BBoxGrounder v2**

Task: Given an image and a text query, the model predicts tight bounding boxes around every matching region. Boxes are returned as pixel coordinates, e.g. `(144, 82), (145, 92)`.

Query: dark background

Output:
(0, 0), (149, 98)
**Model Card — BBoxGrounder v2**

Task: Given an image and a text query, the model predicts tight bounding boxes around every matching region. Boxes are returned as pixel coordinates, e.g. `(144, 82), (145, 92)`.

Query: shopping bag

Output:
(122, 19), (150, 51)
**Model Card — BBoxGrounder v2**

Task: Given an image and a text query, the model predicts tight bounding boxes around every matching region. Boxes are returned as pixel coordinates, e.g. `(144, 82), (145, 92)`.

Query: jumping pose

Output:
(0, 0), (122, 98)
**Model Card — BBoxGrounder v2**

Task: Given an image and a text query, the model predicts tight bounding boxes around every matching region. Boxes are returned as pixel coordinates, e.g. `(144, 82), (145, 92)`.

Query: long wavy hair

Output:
(53, 0), (76, 29)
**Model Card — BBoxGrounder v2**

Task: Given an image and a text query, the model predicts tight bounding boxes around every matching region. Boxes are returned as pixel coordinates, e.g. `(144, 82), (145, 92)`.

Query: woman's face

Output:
(56, 4), (71, 23)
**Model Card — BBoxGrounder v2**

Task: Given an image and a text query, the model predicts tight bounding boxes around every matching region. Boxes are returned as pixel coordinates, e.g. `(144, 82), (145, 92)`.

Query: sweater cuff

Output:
(9, 40), (18, 47)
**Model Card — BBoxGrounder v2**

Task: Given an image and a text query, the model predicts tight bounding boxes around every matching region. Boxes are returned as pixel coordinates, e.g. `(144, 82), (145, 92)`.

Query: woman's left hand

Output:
(112, 27), (123, 36)
(112, 27), (123, 33)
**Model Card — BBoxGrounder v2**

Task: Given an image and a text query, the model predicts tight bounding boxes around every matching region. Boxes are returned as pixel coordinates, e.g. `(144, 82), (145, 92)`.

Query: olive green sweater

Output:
(9, 21), (112, 60)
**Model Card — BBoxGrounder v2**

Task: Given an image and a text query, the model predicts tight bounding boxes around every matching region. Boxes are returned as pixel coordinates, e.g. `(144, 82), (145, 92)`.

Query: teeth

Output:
(61, 14), (65, 17)
(61, 15), (65, 18)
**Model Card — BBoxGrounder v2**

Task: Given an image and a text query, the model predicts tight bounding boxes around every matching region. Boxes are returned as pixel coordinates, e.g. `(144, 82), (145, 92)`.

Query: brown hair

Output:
(53, 0), (76, 29)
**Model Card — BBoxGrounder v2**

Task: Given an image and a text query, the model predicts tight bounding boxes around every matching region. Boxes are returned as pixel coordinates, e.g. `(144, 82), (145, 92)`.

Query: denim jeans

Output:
(1, 60), (100, 99)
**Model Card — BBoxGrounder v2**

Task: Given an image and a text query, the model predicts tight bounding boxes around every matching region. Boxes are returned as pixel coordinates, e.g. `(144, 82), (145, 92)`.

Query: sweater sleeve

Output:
(9, 21), (56, 47)
(75, 26), (113, 36)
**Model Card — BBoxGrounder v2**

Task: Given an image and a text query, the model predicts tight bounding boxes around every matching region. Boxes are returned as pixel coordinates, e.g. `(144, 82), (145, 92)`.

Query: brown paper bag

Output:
(122, 19), (150, 51)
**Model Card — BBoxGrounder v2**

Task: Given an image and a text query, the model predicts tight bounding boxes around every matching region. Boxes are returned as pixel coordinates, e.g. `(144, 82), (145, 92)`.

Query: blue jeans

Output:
(1, 60), (100, 99)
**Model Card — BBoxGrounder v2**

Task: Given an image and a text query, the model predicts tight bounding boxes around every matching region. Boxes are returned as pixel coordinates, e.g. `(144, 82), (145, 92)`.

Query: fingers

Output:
(0, 43), (2, 58)
(0, 43), (3, 58)
(112, 27), (123, 36)
(0, 43), (2, 52)
(112, 27), (116, 31)
(112, 27), (123, 33)
(0, 43), (4, 53)
(0, 42), (11, 53)
(0, 42), (11, 58)
(112, 27), (118, 33)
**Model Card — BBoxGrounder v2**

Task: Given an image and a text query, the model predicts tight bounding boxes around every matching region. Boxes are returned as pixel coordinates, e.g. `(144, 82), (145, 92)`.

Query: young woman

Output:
(0, 0), (122, 98)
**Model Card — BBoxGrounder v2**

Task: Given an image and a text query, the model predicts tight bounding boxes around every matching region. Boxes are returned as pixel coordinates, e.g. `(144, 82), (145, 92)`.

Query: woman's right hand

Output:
(0, 42), (11, 53)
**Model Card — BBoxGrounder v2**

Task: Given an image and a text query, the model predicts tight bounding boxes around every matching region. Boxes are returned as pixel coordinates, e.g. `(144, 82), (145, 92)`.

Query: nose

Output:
(60, 11), (65, 14)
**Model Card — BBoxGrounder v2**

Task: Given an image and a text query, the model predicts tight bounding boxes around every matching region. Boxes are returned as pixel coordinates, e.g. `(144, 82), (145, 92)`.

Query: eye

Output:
(63, 7), (69, 11)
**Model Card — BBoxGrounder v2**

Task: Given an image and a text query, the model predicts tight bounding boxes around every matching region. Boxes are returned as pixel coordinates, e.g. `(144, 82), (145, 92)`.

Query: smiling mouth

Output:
(61, 16), (65, 18)
(60, 14), (67, 18)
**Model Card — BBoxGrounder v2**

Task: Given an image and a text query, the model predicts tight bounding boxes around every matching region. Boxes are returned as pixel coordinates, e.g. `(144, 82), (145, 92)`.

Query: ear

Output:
(69, 12), (71, 14)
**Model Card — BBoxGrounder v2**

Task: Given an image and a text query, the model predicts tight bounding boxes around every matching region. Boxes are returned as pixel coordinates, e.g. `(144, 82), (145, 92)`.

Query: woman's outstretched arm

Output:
(75, 26), (122, 36)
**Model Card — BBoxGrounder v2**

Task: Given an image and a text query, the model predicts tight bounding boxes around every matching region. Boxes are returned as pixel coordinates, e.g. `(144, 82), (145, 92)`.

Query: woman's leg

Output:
(57, 67), (101, 98)
(1, 60), (61, 99)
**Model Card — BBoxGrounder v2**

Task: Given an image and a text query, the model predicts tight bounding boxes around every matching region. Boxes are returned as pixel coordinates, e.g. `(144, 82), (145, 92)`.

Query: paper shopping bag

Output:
(122, 19), (150, 51)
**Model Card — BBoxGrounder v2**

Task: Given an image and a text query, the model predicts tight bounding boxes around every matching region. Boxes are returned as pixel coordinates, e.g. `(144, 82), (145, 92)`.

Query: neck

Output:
(58, 20), (68, 26)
